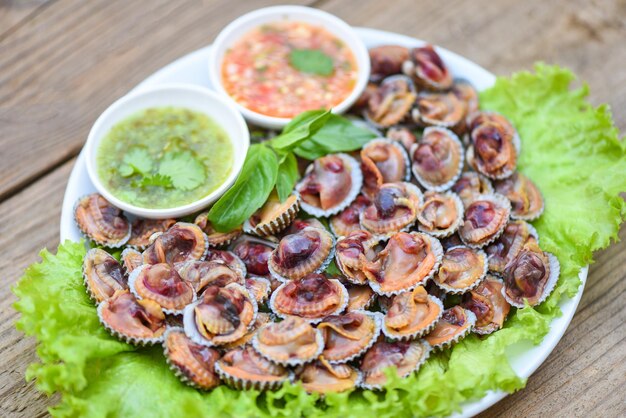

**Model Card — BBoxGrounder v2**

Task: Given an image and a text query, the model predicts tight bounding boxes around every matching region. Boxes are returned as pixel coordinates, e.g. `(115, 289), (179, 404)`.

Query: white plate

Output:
(59, 27), (586, 417)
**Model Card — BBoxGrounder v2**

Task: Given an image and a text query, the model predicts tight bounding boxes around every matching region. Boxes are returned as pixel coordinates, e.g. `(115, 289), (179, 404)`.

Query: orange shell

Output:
(270, 274), (348, 323)
(185, 283), (257, 346)
(298, 357), (360, 393)
(164, 328), (221, 390)
(365, 232), (443, 295)
(142, 222), (207, 265)
(360, 182), (422, 237)
(318, 311), (380, 363)
(74, 194), (130, 247)
(268, 227), (334, 281)
(383, 286), (443, 340)
(129, 263), (195, 313)
(425, 306), (475, 349)
(83, 248), (127, 302)
(216, 345), (290, 390)
(462, 275), (510, 334)
(360, 339), (430, 389)
(253, 316), (323, 366)
(98, 290), (166, 344)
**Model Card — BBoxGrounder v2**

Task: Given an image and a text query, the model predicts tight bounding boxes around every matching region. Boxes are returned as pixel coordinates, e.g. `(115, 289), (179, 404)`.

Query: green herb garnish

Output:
(207, 110), (376, 231)
(120, 146), (206, 192)
(289, 48), (334, 76)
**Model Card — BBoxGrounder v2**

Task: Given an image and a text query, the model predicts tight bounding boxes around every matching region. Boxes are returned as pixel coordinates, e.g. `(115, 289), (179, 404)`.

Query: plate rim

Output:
(58, 26), (587, 418)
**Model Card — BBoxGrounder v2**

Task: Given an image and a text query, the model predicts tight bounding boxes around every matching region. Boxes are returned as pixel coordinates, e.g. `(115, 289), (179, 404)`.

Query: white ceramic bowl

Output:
(208, 5), (371, 129)
(84, 83), (249, 219)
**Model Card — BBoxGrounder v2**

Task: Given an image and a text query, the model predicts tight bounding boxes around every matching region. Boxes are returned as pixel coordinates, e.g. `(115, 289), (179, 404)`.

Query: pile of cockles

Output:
(76, 43), (556, 394)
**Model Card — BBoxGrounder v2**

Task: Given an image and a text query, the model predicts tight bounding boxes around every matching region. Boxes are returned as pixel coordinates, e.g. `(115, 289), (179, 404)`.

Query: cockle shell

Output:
(215, 345), (291, 390)
(432, 245), (488, 294)
(194, 213), (242, 247)
(296, 153), (363, 217)
(360, 182), (423, 239)
(417, 191), (464, 238)
(268, 227), (335, 282)
(410, 127), (464, 192)
(128, 218), (176, 250)
(466, 112), (519, 180)
(317, 310), (381, 363)
(163, 327), (221, 390)
(83, 248), (127, 302)
(269, 274), (348, 324)
(459, 194), (511, 248)
(365, 232), (443, 296)
(424, 306), (476, 350)
(74, 193), (131, 247)
(252, 316), (324, 366)
(382, 286), (443, 340)
(183, 283), (257, 346)
(142, 222), (208, 265)
(244, 193), (300, 236)
(298, 357), (361, 394)
(128, 263), (195, 314)
(502, 239), (560, 308)
(494, 172), (544, 221)
(359, 339), (431, 390)
(98, 290), (166, 345)
(402, 45), (453, 91)
(462, 275), (511, 335)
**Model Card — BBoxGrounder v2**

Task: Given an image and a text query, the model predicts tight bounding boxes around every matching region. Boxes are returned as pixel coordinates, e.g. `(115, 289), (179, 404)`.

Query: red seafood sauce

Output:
(221, 21), (358, 118)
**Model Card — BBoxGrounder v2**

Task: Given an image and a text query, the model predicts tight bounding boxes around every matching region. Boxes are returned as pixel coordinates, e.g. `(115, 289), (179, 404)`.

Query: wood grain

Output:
(0, 0), (624, 417)
(0, 0), (313, 201)
(0, 159), (73, 418)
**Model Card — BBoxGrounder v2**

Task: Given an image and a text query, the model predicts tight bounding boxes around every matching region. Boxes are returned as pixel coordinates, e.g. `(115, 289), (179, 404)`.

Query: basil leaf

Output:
(208, 144), (278, 232)
(293, 115), (377, 160)
(275, 152), (299, 202)
(289, 49), (334, 76)
(269, 109), (331, 151)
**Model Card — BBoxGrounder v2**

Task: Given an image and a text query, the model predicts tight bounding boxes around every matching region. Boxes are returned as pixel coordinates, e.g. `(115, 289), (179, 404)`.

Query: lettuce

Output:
(13, 65), (625, 417)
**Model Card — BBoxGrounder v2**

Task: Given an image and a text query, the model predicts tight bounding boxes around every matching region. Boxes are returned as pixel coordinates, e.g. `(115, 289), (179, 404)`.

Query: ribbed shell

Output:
(432, 246), (488, 294)
(269, 276), (348, 324)
(252, 316), (324, 366)
(74, 194), (131, 247)
(83, 248), (127, 302)
(382, 286), (443, 340)
(268, 227), (335, 282)
(215, 345), (290, 390)
(459, 194), (511, 248)
(318, 311), (382, 363)
(424, 306), (476, 350)
(98, 290), (166, 345)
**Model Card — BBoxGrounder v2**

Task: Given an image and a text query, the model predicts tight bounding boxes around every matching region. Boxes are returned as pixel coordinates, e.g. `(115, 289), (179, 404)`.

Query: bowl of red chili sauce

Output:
(209, 5), (370, 129)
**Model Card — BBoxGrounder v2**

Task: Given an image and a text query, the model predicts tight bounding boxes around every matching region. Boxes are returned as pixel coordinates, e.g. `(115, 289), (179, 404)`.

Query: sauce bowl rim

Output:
(208, 5), (371, 129)
(84, 83), (250, 219)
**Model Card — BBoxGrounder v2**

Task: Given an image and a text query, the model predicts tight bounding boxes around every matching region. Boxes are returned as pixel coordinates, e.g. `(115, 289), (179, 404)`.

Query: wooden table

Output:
(1, 0), (624, 416)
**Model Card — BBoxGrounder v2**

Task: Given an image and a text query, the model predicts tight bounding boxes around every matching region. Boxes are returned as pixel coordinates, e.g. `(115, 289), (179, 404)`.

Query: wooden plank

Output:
(0, 0), (50, 40)
(319, 0), (626, 132)
(0, 0), (313, 202)
(0, 159), (73, 418)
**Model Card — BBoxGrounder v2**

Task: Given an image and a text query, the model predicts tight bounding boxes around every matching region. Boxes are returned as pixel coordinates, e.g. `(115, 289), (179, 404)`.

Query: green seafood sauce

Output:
(96, 107), (233, 209)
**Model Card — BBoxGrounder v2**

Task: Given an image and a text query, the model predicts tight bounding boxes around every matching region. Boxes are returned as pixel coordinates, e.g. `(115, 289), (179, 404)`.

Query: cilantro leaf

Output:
(289, 48), (334, 76)
(131, 173), (173, 189)
(120, 148), (153, 177)
(158, 150), (206, 191)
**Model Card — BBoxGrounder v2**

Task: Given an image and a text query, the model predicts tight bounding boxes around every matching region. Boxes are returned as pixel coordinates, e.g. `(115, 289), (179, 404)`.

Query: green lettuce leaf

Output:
(13, 64), (625, 417)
